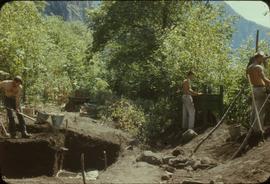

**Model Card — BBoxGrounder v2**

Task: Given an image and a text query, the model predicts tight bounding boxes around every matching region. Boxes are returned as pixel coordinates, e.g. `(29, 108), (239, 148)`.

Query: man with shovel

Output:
(0, 76), (30, 138)
(247, 51), (270, 135)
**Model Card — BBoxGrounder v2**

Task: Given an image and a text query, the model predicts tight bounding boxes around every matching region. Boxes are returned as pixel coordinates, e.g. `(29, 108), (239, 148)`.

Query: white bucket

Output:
(51, 114), (65, 128)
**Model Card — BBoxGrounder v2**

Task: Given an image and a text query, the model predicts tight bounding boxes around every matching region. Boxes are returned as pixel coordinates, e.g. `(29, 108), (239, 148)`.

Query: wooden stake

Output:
(104, 150), (107, 170)
(81, 153), (86, 184)
(191, 88), (243, 155)
(256, 30), (259, 52)
(65, 119), (68, 129)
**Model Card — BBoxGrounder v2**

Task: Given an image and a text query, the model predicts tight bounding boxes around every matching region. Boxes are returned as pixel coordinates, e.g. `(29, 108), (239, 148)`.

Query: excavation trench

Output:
(0, 125), (120, 178)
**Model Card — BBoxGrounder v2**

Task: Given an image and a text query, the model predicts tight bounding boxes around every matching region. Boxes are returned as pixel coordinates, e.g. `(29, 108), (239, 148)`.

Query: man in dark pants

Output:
(0, 76), (30, 138)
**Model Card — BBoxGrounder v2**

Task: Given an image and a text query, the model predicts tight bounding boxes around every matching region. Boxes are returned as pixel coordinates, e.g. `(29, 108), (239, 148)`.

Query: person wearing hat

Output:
(181, 71), (203, 130)
(0, 76), (30, 138)
(247, 51), (270, 133)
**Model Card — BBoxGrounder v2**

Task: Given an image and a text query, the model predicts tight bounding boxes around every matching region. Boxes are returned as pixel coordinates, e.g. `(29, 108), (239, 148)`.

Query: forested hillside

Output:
(222, 2), (270, 49)
(44, 1), (94, 21)
(43, 1), (270, 49)
(0, 1), (270, 141)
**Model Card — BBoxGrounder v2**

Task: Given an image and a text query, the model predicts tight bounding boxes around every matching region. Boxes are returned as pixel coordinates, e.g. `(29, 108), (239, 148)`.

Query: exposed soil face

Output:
(63, 130), (120, 171)
(0, 119), (121, 180)
(0, 139), (58, 178)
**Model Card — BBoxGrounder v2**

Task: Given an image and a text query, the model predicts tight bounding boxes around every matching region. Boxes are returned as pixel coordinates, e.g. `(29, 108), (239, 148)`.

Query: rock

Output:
(191, 160), (201, 170)
(161, 174), (170, 181)
(75, 170), (99, 181)
(85, 170), (99, 181)
(136, 151), (162, 165)
(125, 145), (133, 150)
(200, 157), (214, 165)
(184, 165), (194, 172)
(182, 180), (204, 184)
(161, 164), (176, 173)
(165, 171), (173, 175)
(56, 170), (77, 177)
(172, 148), (185, 156)
(196, 164), (212, 170)
(174, 162), (187, 169)
(162, 155), (176, 164)
(168, 155), (188, 166)
(185, 159), (195, 167)
(182, 129), (198, 143)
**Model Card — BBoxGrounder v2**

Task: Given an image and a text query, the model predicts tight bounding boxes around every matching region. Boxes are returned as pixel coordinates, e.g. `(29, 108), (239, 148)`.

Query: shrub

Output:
(99, 98), (146, 136)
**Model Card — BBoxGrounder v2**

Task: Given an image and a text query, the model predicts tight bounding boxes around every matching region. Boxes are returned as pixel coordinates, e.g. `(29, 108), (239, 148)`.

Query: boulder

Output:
(174, 163), (187, 169)
(168, 156), (188, 167)
(136, 151), (162, 165)
(191, 160), (201, 170)
(162, 155), (176, 164)
(162, 165), (176, 173)
(161, 174), (170, 181)
(182, 129), (198, 143)
(172, 148), (185, 156)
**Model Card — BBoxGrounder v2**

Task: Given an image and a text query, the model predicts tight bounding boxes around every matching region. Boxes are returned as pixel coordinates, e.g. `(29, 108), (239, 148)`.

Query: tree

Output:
(87, 1), (236, 140)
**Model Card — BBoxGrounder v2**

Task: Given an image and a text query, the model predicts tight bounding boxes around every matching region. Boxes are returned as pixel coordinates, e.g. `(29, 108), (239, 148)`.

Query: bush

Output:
(99, 98), (146, 136)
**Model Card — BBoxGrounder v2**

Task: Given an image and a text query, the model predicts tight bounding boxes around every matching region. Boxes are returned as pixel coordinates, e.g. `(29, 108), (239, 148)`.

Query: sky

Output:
(225, 1), (270, 28)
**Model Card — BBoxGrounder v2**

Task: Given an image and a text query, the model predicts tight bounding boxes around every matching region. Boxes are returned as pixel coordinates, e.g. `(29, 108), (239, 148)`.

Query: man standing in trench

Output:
(0, 76), (30, 138)
(246, 51), (270, 134)
(182, 71), (202, 130)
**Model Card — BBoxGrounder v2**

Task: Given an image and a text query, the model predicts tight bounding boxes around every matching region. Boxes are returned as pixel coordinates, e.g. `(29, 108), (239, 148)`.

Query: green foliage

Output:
(100, 98), (146, 136)
(227, 38), (270, 126)
(2, 1), (267, 144)
(0, 1), (94, 104)
(87, 1), (237, 142)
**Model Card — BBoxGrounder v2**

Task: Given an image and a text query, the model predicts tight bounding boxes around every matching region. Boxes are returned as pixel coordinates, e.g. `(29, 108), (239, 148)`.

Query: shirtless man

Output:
(247, 51), (270, 133)
(182, 71), (202, 130)
(0, 76), (30, 138)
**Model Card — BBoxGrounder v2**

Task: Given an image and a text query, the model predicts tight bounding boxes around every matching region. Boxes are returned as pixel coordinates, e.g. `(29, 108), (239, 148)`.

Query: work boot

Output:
(21, 131), (31, 138)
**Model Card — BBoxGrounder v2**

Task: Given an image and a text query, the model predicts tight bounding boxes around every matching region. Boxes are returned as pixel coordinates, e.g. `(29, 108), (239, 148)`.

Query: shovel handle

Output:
(5, 107), (36, 122)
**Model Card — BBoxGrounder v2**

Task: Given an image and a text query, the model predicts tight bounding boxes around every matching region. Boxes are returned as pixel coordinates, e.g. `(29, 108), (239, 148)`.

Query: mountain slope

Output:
(44, 1), (94, 21)
(222, 2), (270, 49)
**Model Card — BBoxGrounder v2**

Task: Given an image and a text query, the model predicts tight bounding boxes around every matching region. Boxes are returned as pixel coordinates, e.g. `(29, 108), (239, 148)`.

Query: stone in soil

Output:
(162, 155), (176, 164)
(161, 174), (170, 181)
(172, 148), (185, 156)
(182, 129), (198, 143)
(136, 151), (162, 165)
(161, 165), (176, 173)
(168, 155), (188, 166)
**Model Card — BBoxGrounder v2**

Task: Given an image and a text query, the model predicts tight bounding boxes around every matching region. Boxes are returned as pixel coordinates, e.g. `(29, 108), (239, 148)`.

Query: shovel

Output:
(6, 107), (36, 122)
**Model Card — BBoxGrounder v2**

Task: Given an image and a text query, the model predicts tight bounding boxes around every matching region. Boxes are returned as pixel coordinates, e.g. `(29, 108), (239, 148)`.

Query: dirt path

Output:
(98, 147), (163, 183)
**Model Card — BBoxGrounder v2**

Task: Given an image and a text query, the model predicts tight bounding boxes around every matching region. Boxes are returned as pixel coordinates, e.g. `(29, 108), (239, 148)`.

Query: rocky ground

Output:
(0, 105), (270, 184)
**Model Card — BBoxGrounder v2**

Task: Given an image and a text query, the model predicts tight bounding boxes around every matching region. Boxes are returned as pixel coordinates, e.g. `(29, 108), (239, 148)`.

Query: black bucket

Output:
(36, 111), (50, 124)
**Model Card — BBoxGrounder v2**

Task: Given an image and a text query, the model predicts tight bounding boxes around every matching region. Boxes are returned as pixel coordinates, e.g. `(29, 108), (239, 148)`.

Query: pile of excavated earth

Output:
(0, 108), (270, 184)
